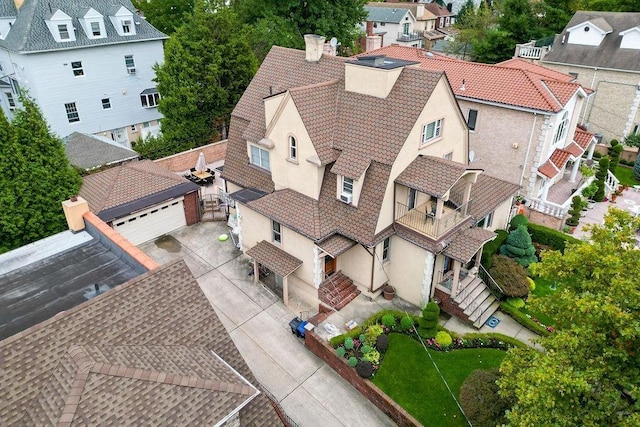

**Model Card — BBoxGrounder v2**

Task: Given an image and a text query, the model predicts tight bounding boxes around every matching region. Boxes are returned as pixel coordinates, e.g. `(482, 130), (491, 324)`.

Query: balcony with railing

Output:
(395, 200), (471, 239)
(396, 31), (423, 42)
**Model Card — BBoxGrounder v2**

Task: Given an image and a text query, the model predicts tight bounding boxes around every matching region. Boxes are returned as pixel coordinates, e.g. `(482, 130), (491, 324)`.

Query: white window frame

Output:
(467, 109), (478, 131)
(124, 55), (135, 69)
(71, 61), (84, 77)
(272, 220), (282, 243)
(90, 21), (101, 36)
(421, 119), (442, 145)
(5, 92), (16, 110)
(101, 98), (111, 109)
(342, 177), (354, 196)
(481, 211), (494, 229)
(122, 20), (132, 34)
(382, 237), (391, 262)
(553, 111), (569, 145)
(288, 135), (297, 161)
(403, 22), (410, 35)
(140, 92), (160, 108)
(250, 145), (270, 171)
(65, 102), (80, 123)
(58, 24), (70, 40)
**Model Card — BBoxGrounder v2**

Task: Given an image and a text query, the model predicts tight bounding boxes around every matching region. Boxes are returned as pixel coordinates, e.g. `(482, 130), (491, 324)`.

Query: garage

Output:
(113, 198), (186, 245)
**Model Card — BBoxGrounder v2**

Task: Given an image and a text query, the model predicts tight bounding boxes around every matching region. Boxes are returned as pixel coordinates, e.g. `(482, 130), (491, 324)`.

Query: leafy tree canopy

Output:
(131, 0), (195, 34)
(499, 209), (640, 426)
(154, 2), (258, 152)
(0, 98), (82, 254)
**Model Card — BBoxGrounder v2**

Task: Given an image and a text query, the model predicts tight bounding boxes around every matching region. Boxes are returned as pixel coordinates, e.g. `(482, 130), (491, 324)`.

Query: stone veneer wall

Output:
(304, 330), (421, 427)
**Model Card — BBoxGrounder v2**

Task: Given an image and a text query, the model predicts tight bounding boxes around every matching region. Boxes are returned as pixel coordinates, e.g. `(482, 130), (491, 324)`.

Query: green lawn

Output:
(614, 165), (639, 186)
(372, 333), (506, 426)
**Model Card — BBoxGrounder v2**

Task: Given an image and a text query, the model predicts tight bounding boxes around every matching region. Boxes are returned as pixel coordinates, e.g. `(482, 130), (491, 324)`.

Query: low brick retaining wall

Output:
(305, 330), (421, 427)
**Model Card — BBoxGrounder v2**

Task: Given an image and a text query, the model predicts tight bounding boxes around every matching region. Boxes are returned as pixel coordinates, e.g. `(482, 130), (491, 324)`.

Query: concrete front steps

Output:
(318, 271), (360, 311)
(453, 276), (501, 328)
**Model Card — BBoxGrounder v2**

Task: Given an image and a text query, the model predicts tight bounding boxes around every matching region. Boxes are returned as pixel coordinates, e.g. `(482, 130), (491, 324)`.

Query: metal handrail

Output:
(396, 201), (470, 238)
(478, 264), (504, 300)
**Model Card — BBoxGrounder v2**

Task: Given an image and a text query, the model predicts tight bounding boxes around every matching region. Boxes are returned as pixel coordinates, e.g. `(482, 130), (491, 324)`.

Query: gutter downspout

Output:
(583, 68), (598, 127)
(519, 113), (538, 189)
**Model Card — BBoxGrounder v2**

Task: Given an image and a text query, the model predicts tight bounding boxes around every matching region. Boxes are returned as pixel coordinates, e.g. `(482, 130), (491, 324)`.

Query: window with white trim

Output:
(140, 90), (160, 108)
(421, 119), (442, 145)
(467, 109), (478, 131)
(65, 102), (80, 123)
(479, 211), (494, 228)
(288, 135), (297, 160)
(101, 98), (111, 109)
(71, 61), (84, 77)
(272, 220), (281, 243)
(124, 55), (135, 69)
(58, 24), (70, 40)
(250, 145), (270, 170)
(90, 21), (101, 36)
(122, 20), (132, 34)
(5, 92), (15, 110)
(342, 177), (353, 196)
(382, 237), (391, 261)
(553, 111), (569, 144)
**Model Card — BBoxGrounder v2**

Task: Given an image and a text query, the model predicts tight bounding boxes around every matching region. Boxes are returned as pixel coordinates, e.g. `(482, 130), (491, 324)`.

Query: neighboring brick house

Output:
(222, 35), (519, 327)
(539, 11), (640, 144)
(79, 160), (201, 245)
(363, 45), (611, 225)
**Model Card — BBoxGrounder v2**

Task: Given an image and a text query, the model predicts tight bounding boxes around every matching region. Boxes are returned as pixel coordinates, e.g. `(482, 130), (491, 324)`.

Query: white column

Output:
(421, 251), (435, 307)
(283, 276), (289, 306)
(541, 179), (551, 201)
(450, 261), (461, 297)
(587, 141), (596, 160)
(313, 246), (322, 289)
(569, 158), (581, 183)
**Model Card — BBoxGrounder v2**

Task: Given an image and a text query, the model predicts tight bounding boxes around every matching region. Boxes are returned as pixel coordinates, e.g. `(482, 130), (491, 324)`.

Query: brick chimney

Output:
(62, 196), (90, 232)
(304, 34), (325, 62)
(366, 21), (374, 36)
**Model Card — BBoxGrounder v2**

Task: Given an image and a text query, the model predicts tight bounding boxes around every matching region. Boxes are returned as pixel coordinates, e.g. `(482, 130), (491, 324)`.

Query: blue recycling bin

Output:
(289, 317), (308, 338)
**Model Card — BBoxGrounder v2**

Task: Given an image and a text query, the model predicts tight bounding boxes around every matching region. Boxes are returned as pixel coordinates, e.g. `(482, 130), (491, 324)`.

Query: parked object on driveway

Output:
(289, 317), (309, 338)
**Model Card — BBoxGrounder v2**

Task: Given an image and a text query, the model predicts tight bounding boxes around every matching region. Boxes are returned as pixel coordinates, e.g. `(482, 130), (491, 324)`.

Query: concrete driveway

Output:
(140, 222), (395, 427)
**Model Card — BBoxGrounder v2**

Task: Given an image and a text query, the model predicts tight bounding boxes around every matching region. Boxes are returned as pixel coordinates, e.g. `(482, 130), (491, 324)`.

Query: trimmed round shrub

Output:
(489, 255), (530, 298)
(500, 225), (537, 267)
(422, 301), (440, 321)
(376, 334), (389, 353)
(400, 315), (414, 331)
(356, 360), (375, 378)
(348, 356), (358, 367)
(359, 333), (367, 344)
(361, 345), (372, 354)
(435, 331), (453, 347)
(527, 277), (536, 291)
(506, 297), (525, 309)
(336, 347), (346, 357)
(344, 337), (354, 350)
(381, 314), (395, 328)
(459, 369), (511, 427)
(509, 214), (528, 231)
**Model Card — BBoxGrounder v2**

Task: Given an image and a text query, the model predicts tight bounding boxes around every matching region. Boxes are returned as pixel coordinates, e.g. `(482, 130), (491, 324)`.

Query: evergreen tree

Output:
(456, 0), (477, 27)
(593, 156), (610, 202)
(132, 0), (195, 35)
(154, 3), (258, 152)
(634, 152), (640, 181)
(0, 98), (81, 253)
(498, 0), (539, 44)
(608, 139), (623, 173)
(499, 224), (537, 267)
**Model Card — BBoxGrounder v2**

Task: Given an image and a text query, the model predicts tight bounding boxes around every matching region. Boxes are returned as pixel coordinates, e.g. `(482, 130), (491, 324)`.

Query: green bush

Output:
(527, 223), (580, 252)
(509, 214), (528, 231)
(361, 345), (372, 354)
(594, 156), (610, 202)
(362, 348), (380, 365)
(459, 369), (511, 427)
(481, 229), (509, 269)
(361, 309), (403, 328)
(344, 337), (354, 350)
(365, 324), (384, 344)
(435, 331), (453, 347)
(527, 277), (536, 291)
(463, 332), (527, 348)
(381, 314), (395, 328)
(500, 302), (550, 336)
(634, 154), (640, 181)
(500, 225), (537, 267)
(506, 297), (525, 308)
(329, 326), (363, 347)
(359, 333), (367, 344)
(489, 255), (530, 298)
(348, 356), (358, 367)
(336, 346), (346, 357)
(418, 302), (440, 338)
(356, 360), (375, 378)
(400, 315), (414, 331)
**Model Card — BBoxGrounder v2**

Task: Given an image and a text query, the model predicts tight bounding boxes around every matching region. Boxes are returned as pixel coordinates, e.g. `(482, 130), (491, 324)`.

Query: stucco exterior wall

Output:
(386, 236), (430, 306)
(339, 244), (374, 291)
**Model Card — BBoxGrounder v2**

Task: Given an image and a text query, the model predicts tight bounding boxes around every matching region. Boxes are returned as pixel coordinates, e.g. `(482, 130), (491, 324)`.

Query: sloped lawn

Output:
(372, 333), (506, 426)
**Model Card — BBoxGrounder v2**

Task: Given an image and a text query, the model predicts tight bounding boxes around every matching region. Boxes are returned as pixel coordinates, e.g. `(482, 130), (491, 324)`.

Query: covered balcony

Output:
(396, 199), (471, 239)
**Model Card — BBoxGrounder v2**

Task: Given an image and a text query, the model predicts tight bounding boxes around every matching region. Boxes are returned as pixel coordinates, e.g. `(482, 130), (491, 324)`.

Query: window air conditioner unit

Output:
(127, 67), (136, 74)
(339, 193), (353, 204)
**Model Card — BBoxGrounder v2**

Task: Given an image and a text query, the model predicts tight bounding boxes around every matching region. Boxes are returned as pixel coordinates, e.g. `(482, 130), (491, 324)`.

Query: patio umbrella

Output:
(195, 152), (207, 172)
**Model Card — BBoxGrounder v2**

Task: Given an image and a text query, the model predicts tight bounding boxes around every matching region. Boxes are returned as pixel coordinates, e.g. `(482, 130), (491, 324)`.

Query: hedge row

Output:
(481, 229), (509, 269)
(499, 302), (550, 336)
(527, 223), (581, 253)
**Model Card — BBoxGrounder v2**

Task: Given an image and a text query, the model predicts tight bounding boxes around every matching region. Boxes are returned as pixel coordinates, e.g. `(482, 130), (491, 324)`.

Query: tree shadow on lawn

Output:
(372, 333), (506, 427)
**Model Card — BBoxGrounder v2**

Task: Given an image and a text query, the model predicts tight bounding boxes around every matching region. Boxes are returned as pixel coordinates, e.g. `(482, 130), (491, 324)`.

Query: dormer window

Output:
(90, 22), (101, 36)
(45, 10), (75, 42)
(109, 6), (137, 36)
(122, 20), (132, 34)
(58, 24), (70, 40)
(79, 8), (105, 39)
(619, 27), (640, 50)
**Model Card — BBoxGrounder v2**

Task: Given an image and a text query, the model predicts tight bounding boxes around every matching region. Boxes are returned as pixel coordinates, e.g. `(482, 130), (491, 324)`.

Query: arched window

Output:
(288, 135), (297, 161)
(553, 111), (569, 144)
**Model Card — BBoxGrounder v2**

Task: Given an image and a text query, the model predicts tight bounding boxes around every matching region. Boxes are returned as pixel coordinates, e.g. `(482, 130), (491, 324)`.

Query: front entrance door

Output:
(324, 256), (336, 277)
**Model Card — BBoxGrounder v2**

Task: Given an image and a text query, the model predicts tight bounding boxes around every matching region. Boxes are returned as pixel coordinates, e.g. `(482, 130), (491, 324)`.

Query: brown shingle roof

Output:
(444, 227), (497, 263)
(317, 234), (357, 257)
(468, 174), (520, 221)
(246, 240), (303, 277)
(396, 155), (472, 198)
(79, 160), (199, 214)
(0, 260), (283, 426)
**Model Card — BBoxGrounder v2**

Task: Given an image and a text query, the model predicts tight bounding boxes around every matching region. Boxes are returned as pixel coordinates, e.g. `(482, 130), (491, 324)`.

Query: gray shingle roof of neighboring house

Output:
(543, 11), (640, 72)
(364, 6), (413, 23)
(65, 132), (139, 170)
(0, 0), (167, 53)
(0, 259), (284, 425)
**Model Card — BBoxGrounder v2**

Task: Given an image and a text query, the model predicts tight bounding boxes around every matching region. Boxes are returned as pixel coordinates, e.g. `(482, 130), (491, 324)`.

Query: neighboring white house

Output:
(360, 5), (424, 48)
(0, 0), (167, 147)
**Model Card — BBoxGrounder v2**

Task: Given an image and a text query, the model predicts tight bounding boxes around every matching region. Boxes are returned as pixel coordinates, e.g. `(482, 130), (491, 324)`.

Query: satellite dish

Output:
(330, 37), (338, 47)
(469, 150), (475, 162)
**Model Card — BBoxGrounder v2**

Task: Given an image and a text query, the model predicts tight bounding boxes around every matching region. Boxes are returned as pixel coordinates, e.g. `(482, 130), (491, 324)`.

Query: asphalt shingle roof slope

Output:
(543, 11), (640, 72)
(0, 259), (284, 426)
(362, 45), (585, 113)
(79, 160), (199, 217)
(65, 132), (139, 170)
(0, 0), (168, 53)
(364, 5), (411, 23)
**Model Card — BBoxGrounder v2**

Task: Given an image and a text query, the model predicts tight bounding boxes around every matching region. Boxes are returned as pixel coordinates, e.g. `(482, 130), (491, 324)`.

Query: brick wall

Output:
(304, 330), (421, 427)
(183, 191), (201, 225)
(434, 288), (470, 323)
(154, 140), (228, 172)
(520, 205), (564, 230)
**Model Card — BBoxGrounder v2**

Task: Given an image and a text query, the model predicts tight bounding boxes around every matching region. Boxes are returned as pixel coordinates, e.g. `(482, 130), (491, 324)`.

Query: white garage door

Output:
(112, 198), (187, 245)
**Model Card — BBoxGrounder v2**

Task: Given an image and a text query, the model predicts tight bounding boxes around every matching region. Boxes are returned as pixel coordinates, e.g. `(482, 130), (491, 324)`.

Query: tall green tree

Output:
(456, 0), (477, 27)
(499, 209), (640, 426)
(573, 0), (640, 12)
(132, 0), (195, 34)
(0, 98), (82, 254)
(497, 0), (539, 44)
(154, 2), (258, 152)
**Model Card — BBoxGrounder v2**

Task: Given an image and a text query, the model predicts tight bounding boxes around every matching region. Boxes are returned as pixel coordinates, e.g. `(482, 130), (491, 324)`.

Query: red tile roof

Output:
(361, 46), (587, 113)
(538, 148), (573, 178)
(574, 127), (596, 150)
(496, 58), (575, 82)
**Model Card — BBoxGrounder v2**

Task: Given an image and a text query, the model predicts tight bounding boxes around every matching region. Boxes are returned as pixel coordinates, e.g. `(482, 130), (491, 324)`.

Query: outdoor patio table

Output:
(193, 171), (212, 180)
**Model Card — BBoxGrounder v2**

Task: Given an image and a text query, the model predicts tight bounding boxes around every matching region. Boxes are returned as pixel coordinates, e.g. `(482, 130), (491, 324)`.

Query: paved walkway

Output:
(140, 222), (395, 427)
(575, 185), (640, 241)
